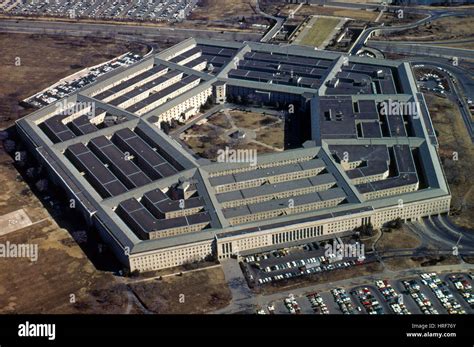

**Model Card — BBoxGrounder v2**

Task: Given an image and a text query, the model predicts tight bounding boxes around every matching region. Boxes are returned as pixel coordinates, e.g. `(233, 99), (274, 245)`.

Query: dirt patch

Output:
(384, 255), (461, 271)
(376, 226), (421, 252)
(262, 2), (379, 22)
(181, 108), (285, 159)
(208, 111), (233, 129)
(129, 266), (232, 314)
(191, 0), (257, 21)
(0, 33), (145, 314)
(0, 33), (145, 129)
(256, 122), (285, 149)
(230, 109), (277, 129)
(0, 218), (129, 314)
(425, 94), (474, 229)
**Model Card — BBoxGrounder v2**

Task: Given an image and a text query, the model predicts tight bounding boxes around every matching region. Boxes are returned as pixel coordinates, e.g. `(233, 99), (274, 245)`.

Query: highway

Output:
(350, 13), (438, 55)
(0, 19), (262, 42)
(256, 0), (285, 43)
(368, 41), (474, 61)
(307, 0), (474, 16)
(349, 6), (472, 56)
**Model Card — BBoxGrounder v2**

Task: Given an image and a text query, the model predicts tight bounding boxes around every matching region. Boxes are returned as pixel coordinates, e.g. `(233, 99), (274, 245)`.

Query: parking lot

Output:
(375, 280), (411, 314)
(447, 273), (474, 310)
(256, 272), (474, 315)
(242, 238), (367, 287)
(350, 286), (389, 314)
(2, 0), (198, 23)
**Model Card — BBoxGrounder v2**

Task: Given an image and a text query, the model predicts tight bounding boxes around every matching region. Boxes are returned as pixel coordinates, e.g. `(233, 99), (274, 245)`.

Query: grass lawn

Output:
(129, 266), (232, 314)
(376, 226), (421, 252)
(299, 17), (340, 47)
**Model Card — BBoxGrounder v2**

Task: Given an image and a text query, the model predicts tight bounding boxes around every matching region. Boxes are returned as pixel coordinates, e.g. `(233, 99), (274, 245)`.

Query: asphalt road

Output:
(368, 41), (474, 60)
(350, 8), (471, 56)
(256, 0), (284, 43)
(307, 0), (474, 16)
(0, 19), (262, 42)
(350, 14), (430, 55)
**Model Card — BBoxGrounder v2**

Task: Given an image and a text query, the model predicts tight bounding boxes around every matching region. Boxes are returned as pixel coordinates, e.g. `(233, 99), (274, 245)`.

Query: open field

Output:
(262, 2), (379, 22)
(130, 260), (220, 279)
(255, 122), (285, 148)
(375, 15), (474, 42)
(0, 219), (130, 314)
(0, 146), (131, 314)
(129, 266), (232, 314)
(376, 226), (422, 252)
(425, 94), (474, 229)
(297, 16), (341, 47)
(181, 108), (285, 159)
(190, 0), (257, 21)
(207, 111), (233, 129)
(181, 123), (227, 159)
(0, 33), (145, 129)
(230, 109), (279, 129)
(0, 36), (139, 314)
(384, 255), (461, 271)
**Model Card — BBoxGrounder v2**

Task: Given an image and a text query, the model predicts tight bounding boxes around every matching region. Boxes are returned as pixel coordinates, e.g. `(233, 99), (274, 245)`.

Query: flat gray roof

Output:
(16, 37), (450, 256)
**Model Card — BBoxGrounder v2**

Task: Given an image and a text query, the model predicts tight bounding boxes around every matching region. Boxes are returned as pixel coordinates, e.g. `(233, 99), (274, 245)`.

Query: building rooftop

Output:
(16, 37), (450, 256)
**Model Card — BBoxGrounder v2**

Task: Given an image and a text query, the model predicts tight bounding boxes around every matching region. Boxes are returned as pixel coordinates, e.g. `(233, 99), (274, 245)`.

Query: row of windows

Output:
(326, 217), (365, 232)
(228, 197), (343, 226)
(208, 157), (313, 178)
(130, 197), (450, 270)
(116, 74), (183, 109)
(235, 236), (269, 252)
(149, 222), (209, 240)
(221, 182), (335, 208)
(351, 172), (387, 185)
(272, 225), (324, 245)
(136, 79), (200, 116)
(160, 89), (212, 123)
(342, 160), (363, 170)
(91, 66), (151, 97)
(104, 70), (170, 103)
(373, 198), (450, 224)
(364, 183), (418, 200)
(216, 168), (322, 194)
(131, 243), (212, 271)
(165, 206), (203, 219)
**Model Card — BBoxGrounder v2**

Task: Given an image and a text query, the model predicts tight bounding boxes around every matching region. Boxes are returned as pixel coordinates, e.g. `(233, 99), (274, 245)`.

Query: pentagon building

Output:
(17, 38), (450, 272)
